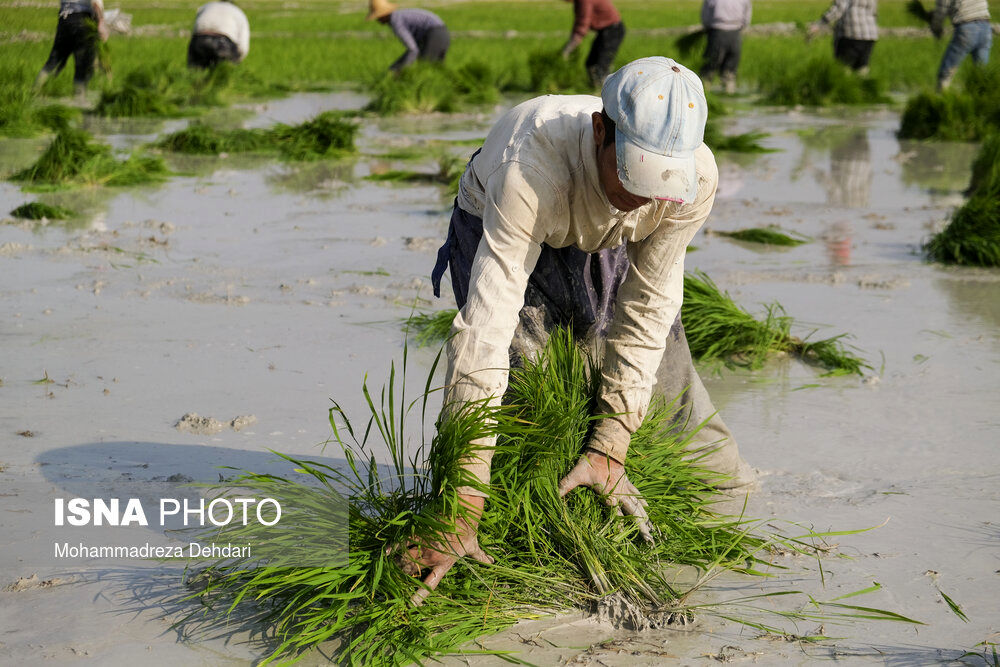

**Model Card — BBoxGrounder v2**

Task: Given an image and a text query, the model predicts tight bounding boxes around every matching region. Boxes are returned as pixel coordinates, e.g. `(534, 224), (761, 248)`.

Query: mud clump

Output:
(5, 574), (68, 592)
(175, 413), (257, 434)
(593, 593), (693, 631)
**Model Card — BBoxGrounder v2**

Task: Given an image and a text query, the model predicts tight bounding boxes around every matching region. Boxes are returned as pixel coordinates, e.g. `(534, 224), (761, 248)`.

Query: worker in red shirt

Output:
(560, 0), (626, 87)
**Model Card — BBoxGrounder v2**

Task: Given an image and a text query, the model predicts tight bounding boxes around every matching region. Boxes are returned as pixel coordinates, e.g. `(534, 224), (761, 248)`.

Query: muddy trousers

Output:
(432, 202), (753, 487)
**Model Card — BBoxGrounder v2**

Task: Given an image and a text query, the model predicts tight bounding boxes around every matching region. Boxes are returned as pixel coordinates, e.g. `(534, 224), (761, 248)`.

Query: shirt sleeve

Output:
(821, 0), (850, 25)
(390, 14), (420, 68)
(444, 162), (556, 493)
(572, 0), (594, 39)
(587, 148), (719, 463)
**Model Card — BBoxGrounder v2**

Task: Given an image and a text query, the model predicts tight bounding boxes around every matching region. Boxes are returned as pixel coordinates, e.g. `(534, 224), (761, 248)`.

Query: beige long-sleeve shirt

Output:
(448, 95), (718, 490)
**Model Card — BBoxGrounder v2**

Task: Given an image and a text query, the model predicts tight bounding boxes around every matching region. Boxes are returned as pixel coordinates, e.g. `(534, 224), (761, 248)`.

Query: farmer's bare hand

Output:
(558, 449), (654, 543)
(389, 494), (493, 606)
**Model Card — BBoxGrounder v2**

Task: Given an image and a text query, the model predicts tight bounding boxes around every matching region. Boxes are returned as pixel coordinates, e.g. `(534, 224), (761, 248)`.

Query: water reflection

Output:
(897, 140), (978, 195)
(267, 159), (357, 197)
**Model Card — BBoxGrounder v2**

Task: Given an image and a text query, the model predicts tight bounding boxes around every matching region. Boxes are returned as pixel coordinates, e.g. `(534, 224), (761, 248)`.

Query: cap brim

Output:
(615, 129), (698, 204)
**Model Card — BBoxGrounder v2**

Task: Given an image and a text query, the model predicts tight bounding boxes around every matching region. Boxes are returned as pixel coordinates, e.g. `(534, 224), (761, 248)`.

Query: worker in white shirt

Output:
(188, 0), (249, 68)
(405, 57), (754, 605)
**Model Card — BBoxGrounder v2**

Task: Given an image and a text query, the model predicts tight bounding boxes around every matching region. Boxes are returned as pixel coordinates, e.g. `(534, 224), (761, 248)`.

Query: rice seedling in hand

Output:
(12, 126), (168, 189)
(714, 226), (809, 245)
(676, 30), (707, 59)
(925, 134), (1000, 267)
(180, 332), (911, 664)
(906, 0), (933, 24)
(760, 56), (890, 106)
(682, 270), (871, 375)
(10, 201), (76, 220)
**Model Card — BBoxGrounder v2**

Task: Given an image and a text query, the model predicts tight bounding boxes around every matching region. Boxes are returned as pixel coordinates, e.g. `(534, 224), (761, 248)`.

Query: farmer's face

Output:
(592, 112), (650, 213)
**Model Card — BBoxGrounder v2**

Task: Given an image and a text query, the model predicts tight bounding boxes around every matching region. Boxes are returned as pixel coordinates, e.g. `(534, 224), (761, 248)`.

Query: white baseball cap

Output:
(601, 57), (707, 204)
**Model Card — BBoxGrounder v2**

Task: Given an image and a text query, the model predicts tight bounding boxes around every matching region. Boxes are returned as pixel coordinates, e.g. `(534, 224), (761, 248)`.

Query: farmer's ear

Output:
(592, 111), (605, 147)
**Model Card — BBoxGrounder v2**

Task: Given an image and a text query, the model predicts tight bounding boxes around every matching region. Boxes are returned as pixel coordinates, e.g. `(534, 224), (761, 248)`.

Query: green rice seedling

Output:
(906, 0), (933, 24)
(401, 310), (456, 347)
(760, 56), (891, 106)
(925, 134), (1000, 267)
(178, 331), (914, 664)
(715, 226), (809, 245)
(12, 126), (168, 189)
(675, 29), (707, 59)
(94, 62), (238, 118)
(682, 270), (871, 375)
(9, 201), (76, 220)
(365, 62), (502, 115)
(155, 112), (358, 161)
(704, 119), (773, 153)
(898, 64), (1000, 140)
(366, 152), (464, 197)
(526, 49), (593, 94)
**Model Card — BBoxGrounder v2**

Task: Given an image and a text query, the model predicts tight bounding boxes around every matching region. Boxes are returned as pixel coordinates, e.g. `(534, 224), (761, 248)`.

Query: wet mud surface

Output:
(1, 94), (997, 664)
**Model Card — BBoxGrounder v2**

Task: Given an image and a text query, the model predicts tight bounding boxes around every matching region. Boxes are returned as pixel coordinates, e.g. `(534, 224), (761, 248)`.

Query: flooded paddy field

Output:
(1, 92), (998, 665)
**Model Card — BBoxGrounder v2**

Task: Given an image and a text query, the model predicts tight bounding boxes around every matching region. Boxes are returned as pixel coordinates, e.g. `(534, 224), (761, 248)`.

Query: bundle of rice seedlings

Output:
(12, 127), (168, 188)
(365, 62), (501, 115)
(400, 309), (456, 347)
(681, 271), (871, 375)
(906, 0), (933, 24)
(925, 134), (1000, 266)
(898, 64), (1000, 140)
(180, 332), (915, 664)
(760, 56), (891, 106)
(94, 63), (234, 118)
(155, 112), (358, 161)
(0, 62), (81, 138)
(526, 50), (593, 93)
(675, 30), (707, 59)
(703, 120), (773, 153)
(10, 201), (76, 220)
(714, 226), (809, 245)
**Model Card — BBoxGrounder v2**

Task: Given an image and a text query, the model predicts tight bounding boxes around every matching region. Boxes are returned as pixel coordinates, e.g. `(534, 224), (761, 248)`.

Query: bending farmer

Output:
(35, 0), (109, 97)
(930, 0), (992, 90)
(561, 0), (626, 87)
(404, 57), (754, 605)
(700, 0), (752, 94)
(188, 1), (250, 69)
(808, 0), (879, 74)
(367, 0), (450, 72)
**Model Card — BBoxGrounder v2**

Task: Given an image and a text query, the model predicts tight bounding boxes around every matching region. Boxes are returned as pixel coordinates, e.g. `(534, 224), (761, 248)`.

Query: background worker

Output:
(700, 0), (752, 94)
(930, 0), (992, 89)
(807, 0), (879, 74)
(367, 0), (450, 72)
(407, 57), (754, 604)
(560, 0), (626, 87)
(35, 0), (109, 97)
(188, 0), (250, 69)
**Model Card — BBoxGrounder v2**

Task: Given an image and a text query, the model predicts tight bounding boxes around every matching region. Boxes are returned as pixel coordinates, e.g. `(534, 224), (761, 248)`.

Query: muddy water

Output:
(1, 94), (997, 665)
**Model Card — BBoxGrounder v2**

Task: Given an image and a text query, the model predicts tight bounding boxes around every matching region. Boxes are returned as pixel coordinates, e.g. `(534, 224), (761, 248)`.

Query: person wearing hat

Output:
(367, 0), (450, 72)
(561, 0), (626, 87)
(188, 0), (250, 69)
(34, 0), (110, 97)
(396, 57), (754, 604)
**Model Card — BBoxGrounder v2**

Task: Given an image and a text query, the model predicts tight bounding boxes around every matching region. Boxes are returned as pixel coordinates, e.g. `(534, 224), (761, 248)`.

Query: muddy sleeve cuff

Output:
(587, 418), (631, 463)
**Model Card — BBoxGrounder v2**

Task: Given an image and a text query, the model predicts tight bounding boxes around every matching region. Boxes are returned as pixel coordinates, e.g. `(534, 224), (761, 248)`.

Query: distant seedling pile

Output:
(760, 57), (891, 106)
(180, 332), (912, 665)
(13, 127), (168, 189)
(155, 112), (359, 161)
(898, 64), (1000, 141)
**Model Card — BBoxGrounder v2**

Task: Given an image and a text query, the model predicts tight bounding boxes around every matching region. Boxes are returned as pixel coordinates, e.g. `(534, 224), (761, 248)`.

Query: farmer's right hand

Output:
(390, 494), (493, 606)
(558, 448), (654, 543)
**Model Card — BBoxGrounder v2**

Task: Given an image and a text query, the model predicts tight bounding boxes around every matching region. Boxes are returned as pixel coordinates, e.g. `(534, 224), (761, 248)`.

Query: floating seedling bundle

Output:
(365, 152), (464, 197)
(12, 127), (168, 189)
(156, 112), (358, 161)
(713, 226), (809, 246)
(182, 331), (913, 664)
(10, 201), (75, 220)
(925, 134), (1000, 267)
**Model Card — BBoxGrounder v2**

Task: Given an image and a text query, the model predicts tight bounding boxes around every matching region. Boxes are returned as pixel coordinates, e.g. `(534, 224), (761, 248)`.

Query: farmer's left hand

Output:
(558, 448), (654, 543)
